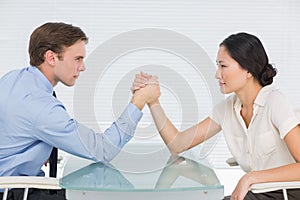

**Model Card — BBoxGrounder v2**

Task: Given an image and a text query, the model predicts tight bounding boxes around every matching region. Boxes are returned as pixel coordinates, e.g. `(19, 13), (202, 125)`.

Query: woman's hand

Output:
(131, 72), (161, 110)
(131, 72), (152, 93)
(231, 172), (255, 200)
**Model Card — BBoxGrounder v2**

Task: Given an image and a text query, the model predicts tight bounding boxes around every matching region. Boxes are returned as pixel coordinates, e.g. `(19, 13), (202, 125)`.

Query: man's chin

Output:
(62, 81), (76, 87)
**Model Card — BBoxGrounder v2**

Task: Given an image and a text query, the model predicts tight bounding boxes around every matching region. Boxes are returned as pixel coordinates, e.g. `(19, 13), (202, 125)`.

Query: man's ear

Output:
(44, 50), (56, 66)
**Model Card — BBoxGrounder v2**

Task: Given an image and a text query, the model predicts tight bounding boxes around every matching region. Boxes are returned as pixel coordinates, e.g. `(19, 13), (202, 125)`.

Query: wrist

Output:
(131, 93), (147, 110)
(243, 171), (258, 187)
(147, 100), (160, 108)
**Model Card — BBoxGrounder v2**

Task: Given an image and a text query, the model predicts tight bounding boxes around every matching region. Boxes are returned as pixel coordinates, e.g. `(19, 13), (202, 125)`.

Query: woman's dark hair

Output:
(28, 22), (88, 66)
(220, 32), (277, 86)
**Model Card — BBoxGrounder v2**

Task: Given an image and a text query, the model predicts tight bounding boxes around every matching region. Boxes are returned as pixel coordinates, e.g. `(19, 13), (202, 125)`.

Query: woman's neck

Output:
(236, 82), (262, 128)
(236, 82), (262, 109)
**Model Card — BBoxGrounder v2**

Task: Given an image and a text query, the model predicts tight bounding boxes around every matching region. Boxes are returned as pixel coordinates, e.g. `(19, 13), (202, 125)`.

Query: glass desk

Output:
(60, 143), (224, 200)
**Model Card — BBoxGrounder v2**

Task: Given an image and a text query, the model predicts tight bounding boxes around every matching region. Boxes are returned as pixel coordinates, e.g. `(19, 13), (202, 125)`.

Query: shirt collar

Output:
(234, 85), (275, 109)
(254, 85), (275, 106)
(28, 66), (54, 94)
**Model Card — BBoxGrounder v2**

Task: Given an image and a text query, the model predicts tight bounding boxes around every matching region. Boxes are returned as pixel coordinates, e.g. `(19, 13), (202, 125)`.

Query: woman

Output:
(132, 32), (300, 200)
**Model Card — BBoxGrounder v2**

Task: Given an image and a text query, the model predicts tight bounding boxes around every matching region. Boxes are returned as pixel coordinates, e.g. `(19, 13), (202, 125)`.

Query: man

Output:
(0, 22), (160, 199)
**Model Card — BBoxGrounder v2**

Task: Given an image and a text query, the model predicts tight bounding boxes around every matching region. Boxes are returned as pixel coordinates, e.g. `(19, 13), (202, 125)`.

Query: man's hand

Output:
(130, 72), (160, 110)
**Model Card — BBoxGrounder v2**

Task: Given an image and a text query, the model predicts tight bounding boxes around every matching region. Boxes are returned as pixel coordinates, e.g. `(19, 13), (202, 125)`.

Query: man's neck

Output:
(37, 64), (57, 87)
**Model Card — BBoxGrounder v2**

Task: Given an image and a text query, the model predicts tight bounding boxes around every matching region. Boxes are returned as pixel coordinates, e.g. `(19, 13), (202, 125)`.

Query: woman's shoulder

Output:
(260, 86), (297, 112)
(264, 86), (289, 103)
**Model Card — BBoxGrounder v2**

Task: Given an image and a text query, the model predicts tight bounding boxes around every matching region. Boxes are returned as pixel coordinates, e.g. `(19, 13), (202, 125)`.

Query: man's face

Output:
(53, 40), (86, 86)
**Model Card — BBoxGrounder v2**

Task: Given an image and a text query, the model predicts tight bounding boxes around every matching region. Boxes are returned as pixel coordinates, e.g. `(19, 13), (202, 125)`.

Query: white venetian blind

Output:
(1, 0), (299, 168)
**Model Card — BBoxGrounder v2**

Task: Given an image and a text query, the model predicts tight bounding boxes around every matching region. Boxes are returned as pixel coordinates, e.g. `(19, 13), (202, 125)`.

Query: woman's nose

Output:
(215, 67), (221, 79)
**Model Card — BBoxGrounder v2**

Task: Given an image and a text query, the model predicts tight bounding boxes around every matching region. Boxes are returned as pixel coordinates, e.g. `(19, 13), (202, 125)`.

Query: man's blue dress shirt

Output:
(0, 67), (142, 177)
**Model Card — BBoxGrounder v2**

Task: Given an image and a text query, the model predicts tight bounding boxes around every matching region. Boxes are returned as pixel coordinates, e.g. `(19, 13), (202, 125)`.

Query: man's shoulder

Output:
(0, 68), (22, 81)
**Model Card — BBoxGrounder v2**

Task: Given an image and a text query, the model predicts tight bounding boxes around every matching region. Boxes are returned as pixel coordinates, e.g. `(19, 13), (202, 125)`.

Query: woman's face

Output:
(215, 45), (250, 94)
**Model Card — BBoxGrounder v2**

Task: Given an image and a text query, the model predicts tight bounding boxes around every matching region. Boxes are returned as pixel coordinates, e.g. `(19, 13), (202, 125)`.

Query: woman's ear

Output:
(247, 71), (253, 79)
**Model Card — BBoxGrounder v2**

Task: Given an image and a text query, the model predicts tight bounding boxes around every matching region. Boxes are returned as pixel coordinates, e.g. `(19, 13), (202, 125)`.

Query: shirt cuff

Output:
(126, 102), (143, 123)
(116, 103), (143, 137)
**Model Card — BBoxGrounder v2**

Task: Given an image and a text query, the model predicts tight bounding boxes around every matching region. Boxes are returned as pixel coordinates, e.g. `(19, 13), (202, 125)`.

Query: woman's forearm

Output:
(245, 163), (300, 186)
(148, 102), (220, 154)
(148, 102), (184, 154)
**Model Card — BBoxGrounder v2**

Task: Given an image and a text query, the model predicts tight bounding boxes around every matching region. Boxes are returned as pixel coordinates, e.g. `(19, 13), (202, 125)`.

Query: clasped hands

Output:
(130, 72), (161, 109)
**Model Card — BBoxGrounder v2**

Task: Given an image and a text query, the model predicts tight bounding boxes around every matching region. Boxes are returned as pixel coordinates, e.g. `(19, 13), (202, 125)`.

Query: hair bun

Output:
(260, 64), (277, 86)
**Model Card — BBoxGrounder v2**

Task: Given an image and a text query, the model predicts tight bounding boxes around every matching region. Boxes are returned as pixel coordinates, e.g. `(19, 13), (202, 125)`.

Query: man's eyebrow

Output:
(75, 56), (84, 59)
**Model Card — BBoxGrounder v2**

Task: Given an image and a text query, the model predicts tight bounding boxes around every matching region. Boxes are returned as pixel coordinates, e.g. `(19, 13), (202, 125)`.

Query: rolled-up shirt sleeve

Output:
(269, 92), (300, 139)
(34, 102), (142, 163)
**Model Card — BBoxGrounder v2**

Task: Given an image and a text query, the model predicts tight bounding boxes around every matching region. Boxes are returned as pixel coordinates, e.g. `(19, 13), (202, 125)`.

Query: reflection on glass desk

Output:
(60, 144), (224, 200)
(60, 162), (134, 191)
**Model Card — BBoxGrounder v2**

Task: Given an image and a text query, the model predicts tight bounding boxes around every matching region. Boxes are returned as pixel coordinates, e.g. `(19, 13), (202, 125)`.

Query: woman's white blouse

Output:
(210, 85), (300, 172)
